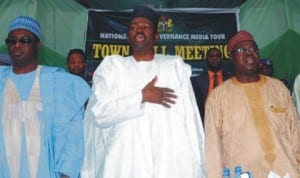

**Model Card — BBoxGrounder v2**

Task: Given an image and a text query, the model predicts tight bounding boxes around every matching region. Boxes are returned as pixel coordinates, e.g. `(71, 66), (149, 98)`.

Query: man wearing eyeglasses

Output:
(205, 30), (300, 177)
(0, 16), (91, 178)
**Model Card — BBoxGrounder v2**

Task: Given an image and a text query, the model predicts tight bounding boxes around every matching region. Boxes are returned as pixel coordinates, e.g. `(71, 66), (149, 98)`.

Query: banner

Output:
(84, 8), (239, 80)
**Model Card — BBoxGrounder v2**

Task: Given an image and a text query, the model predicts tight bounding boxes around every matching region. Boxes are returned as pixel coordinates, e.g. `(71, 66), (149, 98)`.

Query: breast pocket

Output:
(267, 105), (288, 134)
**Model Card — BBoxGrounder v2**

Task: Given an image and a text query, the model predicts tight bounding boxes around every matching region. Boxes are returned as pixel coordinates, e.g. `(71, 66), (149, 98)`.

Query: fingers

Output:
(161, 101), (171, 108)
(159, 97), (176, 108)
(156, 87), (176, 95)
(163, 91), (177, 99)
(157, 88), (177, 108)
(142, 76), (177, 108)
(163, 97), (176, 104)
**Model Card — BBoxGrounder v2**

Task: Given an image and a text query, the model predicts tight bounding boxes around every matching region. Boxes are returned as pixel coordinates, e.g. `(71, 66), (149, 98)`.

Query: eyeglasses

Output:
(232, 46), (258, 54)
(5, 36), (36, 46)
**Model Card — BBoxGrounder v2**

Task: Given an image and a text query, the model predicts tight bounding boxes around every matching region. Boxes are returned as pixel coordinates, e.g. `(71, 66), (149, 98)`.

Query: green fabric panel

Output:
(38, 45), (67, 70)
(260, 30), (300, 88)
(239, 0), (300, 90)
(239, 0), (300, 47)
(0, 0), (87, 69)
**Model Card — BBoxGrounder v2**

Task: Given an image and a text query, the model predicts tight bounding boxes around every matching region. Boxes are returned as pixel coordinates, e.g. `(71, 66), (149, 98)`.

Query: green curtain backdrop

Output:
(0, 0), (87, 70)
(0, 0), (299, 88)
(239, 0), (300, 89)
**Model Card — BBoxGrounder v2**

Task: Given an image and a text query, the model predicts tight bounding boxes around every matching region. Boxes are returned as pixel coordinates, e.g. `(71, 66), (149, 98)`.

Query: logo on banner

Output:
(158, 15), (174, 32)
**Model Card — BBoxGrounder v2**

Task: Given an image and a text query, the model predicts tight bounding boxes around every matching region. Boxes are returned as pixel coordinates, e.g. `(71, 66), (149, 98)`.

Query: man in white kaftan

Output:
(82, 54), (205, 178)
(82, 6), (204, 178)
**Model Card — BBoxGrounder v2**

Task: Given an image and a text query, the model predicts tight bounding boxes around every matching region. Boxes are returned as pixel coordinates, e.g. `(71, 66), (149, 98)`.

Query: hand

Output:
(142, 76), (177, 108)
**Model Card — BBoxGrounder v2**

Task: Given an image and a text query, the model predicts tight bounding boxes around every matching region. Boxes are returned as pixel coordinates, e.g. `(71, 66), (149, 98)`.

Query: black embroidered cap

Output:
(131, 6), (160, 31)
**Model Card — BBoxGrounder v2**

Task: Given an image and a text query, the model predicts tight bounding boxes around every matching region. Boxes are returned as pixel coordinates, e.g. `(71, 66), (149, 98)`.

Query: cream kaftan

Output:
(205, 75), (300, 178)
(82, 54), (205, 178)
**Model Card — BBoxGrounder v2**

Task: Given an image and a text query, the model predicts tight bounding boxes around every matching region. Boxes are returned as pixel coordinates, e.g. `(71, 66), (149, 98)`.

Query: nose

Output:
(14, 40), (24, 48)
(14, 42), (21, 48)
(245, 48), (252, 54)
(135, 25), (144, 32)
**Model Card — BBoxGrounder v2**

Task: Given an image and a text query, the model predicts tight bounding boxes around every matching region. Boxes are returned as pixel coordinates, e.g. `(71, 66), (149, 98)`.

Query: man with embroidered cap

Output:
(81, 5), (205, 178)
(0, 16), (91, 178)
(205, 30), (300, 177)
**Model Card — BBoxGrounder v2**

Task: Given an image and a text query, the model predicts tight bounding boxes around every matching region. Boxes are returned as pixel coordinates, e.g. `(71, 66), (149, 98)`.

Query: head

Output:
(227, 30), (260, 81)
(5, 16), (41, 73)
(127, 6), (160, 59)
(259, 58), (273, 77)
(0, 54), (12, 66)
(206, 47), (222, 72)
(67, 48), (87, 77)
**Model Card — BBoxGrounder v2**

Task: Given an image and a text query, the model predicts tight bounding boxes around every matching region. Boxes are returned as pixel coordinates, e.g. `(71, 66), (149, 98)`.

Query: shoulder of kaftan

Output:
(155, 54), (191, 79)
(39, 65), (91, 108)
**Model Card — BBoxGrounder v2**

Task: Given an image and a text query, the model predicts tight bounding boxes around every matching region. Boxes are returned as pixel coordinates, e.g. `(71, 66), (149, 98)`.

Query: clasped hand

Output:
(142, 76), (177, 108)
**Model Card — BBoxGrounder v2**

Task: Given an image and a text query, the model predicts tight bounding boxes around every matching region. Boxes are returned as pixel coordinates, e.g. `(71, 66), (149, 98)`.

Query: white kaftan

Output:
(82, 54), (205, 178)
(292, 73), (300, 117)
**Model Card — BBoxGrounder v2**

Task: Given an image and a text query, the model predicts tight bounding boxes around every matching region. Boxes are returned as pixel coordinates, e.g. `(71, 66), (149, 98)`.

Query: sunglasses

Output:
(5, 36), (36, 46)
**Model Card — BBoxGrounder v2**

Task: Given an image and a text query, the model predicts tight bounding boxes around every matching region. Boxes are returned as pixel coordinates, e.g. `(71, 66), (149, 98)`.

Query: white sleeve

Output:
(87, 55), (144, 128)
(292, 74), (300, 118)
(181, 61), (205, 168)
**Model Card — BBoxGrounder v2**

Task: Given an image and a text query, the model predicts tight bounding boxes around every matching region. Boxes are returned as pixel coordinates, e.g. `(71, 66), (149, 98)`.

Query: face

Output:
(6, 29), (40, 68)
(230, 41), (260, 76)
(67, 53), (86, 76)
(127, 17), (158, 53)
(206, 48), (222, 72)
